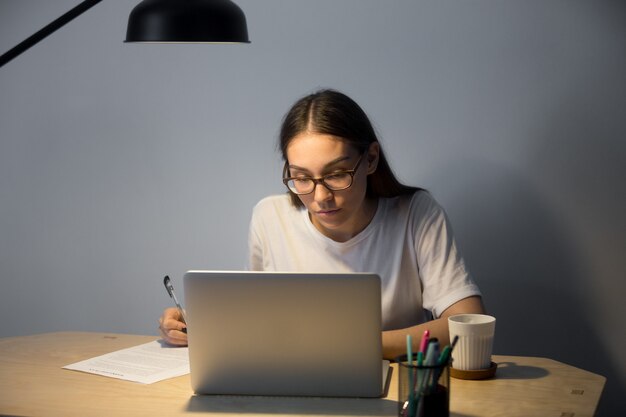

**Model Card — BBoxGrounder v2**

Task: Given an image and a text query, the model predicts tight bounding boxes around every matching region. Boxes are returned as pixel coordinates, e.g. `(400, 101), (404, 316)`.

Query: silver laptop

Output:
(183, 270), (384, 397)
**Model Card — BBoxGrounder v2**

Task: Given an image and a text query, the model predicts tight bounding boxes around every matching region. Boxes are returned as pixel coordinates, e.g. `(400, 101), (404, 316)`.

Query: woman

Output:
(159, 89), (485, 359)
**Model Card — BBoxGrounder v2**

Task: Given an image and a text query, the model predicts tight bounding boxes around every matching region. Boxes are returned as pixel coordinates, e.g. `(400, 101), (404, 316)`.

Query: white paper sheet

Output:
(63, 339), (190, 384)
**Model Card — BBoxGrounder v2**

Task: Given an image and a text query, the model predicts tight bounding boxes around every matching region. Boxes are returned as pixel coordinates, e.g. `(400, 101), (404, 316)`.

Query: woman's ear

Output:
(366, 142), (380, 175)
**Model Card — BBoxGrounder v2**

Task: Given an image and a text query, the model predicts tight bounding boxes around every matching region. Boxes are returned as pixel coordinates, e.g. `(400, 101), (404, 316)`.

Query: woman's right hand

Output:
(159, 307), (188, 346)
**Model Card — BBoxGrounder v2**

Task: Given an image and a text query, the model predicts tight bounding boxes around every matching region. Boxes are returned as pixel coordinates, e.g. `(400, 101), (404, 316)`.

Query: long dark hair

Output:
(279, 89), (420, 207)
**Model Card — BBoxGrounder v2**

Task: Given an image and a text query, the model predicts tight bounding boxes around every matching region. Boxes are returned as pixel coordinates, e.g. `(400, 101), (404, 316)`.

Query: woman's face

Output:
(285, 132), (379, 242)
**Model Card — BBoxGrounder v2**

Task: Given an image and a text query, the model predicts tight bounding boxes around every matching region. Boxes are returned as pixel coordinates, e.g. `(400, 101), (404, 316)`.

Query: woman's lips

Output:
(316, 208), (340, 217)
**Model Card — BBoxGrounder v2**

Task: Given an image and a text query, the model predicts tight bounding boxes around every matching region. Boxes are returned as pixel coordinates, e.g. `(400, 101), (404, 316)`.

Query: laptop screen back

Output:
(183, 270), (383, 397)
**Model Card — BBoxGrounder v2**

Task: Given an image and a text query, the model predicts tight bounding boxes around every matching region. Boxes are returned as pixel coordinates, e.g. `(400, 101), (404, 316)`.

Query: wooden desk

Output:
(0, 332), (605, 417)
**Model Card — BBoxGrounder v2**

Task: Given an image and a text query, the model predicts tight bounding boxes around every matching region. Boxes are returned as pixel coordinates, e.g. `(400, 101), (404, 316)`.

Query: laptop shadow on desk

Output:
(494, 362), (550, 380)
(186, 395), (397, 416)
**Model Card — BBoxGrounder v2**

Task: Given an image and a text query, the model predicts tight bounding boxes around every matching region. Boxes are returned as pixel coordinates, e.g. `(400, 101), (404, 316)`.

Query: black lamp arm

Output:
(0, 0), (102, 68)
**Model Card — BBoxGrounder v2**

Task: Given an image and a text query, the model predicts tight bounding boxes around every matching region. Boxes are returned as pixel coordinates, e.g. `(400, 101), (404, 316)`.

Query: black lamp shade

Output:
(125, 0), (250, 43)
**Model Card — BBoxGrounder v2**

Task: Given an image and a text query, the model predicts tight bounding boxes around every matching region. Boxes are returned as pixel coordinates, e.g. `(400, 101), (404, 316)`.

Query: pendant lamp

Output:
(0, 0), (249, 68)
(125, 0), (250, 43)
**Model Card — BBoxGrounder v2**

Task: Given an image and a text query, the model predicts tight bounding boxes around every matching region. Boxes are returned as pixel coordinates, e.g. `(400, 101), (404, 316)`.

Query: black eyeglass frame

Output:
(282, 153), (366, 195)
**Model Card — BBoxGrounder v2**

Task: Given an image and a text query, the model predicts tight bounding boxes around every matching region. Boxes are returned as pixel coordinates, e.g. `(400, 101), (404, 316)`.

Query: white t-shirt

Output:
(246, 191), (481, 331)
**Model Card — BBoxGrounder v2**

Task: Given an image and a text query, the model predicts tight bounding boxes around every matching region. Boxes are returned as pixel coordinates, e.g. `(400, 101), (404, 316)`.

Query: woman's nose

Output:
(313, 182), (334, 202)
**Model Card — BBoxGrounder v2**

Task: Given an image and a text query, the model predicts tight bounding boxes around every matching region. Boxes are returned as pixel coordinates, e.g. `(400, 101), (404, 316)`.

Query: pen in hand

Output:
(163, 275), (188, 334)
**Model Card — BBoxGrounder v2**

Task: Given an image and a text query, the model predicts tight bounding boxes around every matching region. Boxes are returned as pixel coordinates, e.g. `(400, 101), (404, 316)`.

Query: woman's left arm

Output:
(381, 295), (485, 360)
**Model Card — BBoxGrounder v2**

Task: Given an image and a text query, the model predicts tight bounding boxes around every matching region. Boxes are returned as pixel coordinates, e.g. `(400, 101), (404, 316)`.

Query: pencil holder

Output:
(397, 354), (450, 417)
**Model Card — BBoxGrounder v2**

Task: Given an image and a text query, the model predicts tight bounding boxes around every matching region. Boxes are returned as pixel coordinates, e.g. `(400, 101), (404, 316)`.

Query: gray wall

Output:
(1, 0), (624, 414)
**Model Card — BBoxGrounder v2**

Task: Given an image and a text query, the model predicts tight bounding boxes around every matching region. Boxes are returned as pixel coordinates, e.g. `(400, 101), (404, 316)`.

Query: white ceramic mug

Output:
(448, 314), (496, 370)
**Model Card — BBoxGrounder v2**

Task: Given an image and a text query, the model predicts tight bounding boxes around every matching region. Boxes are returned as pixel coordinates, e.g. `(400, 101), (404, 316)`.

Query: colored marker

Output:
(419, 330), (430, 354)
(438, 345), (451, 365)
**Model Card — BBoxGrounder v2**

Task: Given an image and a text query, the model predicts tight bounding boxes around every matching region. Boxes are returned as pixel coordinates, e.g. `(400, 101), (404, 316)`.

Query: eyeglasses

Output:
(282, 153), (365, 195)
